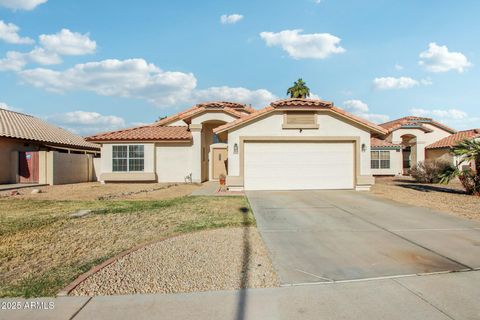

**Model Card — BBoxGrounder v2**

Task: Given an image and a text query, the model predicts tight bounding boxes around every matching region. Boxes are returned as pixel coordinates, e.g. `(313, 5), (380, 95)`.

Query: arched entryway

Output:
(200, 120), (227, 182)
(400, 134), (417, 175)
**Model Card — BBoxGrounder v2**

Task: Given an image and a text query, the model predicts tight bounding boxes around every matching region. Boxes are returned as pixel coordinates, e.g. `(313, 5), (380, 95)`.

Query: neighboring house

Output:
(426, 128), (480, 169)
(0, 108), (100, 185)
(370, 116), (456, 176)
(87, 99), (388, 191)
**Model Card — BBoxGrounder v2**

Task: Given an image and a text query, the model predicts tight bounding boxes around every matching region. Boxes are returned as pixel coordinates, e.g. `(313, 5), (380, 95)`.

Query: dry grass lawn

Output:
(0, 195), (255, 298)
(0, 182), (200, 201)
(372, 177), (480, 221)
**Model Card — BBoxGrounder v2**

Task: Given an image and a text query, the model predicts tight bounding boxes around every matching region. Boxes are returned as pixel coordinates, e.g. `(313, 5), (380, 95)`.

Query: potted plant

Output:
(219, 173), (226, 186)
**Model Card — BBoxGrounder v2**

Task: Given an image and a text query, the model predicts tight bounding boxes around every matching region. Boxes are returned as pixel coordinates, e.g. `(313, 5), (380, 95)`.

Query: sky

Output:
(0, 0), (479, 135)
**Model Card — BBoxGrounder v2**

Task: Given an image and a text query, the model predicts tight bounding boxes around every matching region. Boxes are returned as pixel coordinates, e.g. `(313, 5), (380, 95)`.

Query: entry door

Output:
(212, 148), (228, 179)
(19, 151), (39, 183)
(244, 142), (355, 190)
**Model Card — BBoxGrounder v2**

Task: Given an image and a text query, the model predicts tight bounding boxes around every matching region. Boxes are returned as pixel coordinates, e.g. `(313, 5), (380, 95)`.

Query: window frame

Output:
(371, 150), (391, 169)
(112, 144), (145, 172)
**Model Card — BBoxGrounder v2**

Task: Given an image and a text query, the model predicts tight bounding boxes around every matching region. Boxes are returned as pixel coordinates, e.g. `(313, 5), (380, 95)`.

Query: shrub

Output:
(458, 168), (480, 196)
(410, 160), (452, 183)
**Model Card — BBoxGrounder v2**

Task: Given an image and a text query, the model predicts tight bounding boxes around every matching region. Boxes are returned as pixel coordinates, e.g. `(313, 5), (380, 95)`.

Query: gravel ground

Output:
(372, 177), (480, 221)
(0, 182), (200, 201)
(70, 227), (279, 296)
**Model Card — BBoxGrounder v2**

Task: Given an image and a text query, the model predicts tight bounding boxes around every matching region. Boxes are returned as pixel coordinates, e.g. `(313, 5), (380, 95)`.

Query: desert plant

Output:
(287, 79), (310, 98)
(440, 139), (480, 196)
(410, 160), (452, 183)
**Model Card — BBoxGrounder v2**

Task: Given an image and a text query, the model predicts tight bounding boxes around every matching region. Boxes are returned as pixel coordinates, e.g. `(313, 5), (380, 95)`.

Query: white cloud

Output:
(193, 86), (278, 107)
(18, 58), (277, 108)
(410, 108), (468, 120)
(372, 76), (432, 90)
(419, 43), (472, 73)
(342, 99), (389, 124)
(0, 0), (46, 10)
(259, 29), (345, 59)
(46, 110), (126, 135)
(0, 51), (27, 71)
(394, 64), (404, 71)
(0, 20), (34, 44)
(27, 47), (62, 65)
(39, 29), (96, 55)
(220, 14), (243, 25)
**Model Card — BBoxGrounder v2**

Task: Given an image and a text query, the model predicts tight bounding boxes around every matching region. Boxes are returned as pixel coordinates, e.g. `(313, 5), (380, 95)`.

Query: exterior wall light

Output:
(233, 143), (238, 154)
(361, 143), (366, 152)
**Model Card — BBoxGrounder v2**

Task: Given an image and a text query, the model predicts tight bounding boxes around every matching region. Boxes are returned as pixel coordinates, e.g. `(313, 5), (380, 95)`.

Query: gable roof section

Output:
(380, 116), (456, 134)
(0, 108), (99, 150)
(155, 101), (253, 126)
(426, 129), (480, 149)
(86, 125), (191, 142)
(371, 137), (402, 149)
(214, 99), (388, 135)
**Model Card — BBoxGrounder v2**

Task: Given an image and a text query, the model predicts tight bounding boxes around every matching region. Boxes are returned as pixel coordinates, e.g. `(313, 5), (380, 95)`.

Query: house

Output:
(87, 98), (388, 191)
(0, 108), (100, 185)
(370, 116), (456, 176)
(426, 128), (480, 169)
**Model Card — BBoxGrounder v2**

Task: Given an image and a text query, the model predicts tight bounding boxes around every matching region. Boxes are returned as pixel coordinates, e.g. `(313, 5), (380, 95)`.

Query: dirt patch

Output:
(70, 227), (279, 296)
(372, 177), (480, 221)
(0, 182), (200, 201)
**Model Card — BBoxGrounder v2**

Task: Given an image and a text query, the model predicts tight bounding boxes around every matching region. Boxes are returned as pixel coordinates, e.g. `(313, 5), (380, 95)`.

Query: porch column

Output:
(190, 124), (203, 183)
(416, 141), (426, 164)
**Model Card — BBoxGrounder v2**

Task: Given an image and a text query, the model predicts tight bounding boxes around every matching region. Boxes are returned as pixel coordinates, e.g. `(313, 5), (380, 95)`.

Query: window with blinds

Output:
(112, 145), (145, 172)
(371, 150), (390, 169)
(283, 112), (318, 129)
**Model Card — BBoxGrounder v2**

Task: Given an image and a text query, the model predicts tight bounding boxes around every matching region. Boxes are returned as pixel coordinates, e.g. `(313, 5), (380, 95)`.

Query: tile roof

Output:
(214, 99), (388, 135)
(380, 116), (456, 134)
(154, 101), (253, 126)
(0, 108), (100, 150)
(426, 129), (480, 149)
(370, 137), (402, 148)
(86, 125), (191, 142)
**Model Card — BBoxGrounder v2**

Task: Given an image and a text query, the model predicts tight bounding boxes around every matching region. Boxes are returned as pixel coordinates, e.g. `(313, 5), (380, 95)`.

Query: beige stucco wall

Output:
(226, 112), (373, 179)
(371, 148), (403, 176)
(191, 112), (237, 125)
(156, 143), (193, 182)
(50, 152), (94, 185)
(425, 148), (454, 164)
(168, 119), (188, 126)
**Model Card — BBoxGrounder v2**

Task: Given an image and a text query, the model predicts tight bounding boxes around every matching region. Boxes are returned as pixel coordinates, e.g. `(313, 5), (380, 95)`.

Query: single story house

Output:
(0, 108), (100, 185)
(370, 116), (457, 176)
(87, 98), (389, 191)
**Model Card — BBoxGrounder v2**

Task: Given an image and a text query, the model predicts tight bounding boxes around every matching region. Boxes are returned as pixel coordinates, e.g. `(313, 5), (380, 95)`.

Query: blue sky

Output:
(0, 0), (479, 134)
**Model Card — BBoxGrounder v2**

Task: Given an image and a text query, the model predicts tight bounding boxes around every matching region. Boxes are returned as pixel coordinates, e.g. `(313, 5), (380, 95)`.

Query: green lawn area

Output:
(0, 196), (254, 298)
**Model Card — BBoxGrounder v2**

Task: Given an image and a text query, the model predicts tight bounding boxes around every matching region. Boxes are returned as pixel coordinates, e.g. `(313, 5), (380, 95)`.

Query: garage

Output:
(244, 141), (355, 191)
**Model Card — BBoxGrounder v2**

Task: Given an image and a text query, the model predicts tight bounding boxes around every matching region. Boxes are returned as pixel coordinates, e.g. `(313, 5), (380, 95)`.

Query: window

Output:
(371, 151), (390, 169)
(112, 145), (144, 172)
(283, 112), (318, 129)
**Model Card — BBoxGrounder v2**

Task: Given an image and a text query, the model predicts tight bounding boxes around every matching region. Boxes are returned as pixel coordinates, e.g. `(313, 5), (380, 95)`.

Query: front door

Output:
(212, 148), (227, 180)
(19, 151), (39, 183)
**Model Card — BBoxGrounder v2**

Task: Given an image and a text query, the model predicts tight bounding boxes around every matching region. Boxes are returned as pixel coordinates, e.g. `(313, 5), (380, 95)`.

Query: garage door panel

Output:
(244, 142), (354, 190)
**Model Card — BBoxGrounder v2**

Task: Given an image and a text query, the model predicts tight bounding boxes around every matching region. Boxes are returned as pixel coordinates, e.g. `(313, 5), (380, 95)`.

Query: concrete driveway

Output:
(247, 190), (480, 285)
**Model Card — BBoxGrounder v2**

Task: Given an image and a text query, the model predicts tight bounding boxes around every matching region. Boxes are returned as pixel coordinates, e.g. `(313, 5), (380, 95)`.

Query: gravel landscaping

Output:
(372, 177), (480, 221)
(70, 227), (279, 296)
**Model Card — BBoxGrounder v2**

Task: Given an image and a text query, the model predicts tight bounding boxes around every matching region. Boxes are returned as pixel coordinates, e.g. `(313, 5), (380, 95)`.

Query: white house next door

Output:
(244, 142), (355, 191)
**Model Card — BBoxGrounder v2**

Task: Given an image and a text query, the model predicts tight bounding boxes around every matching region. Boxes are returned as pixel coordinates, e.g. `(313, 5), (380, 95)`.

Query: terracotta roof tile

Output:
(426, 129), (480, 149)
(214, 99), (388, 135)
(0, 108), (100, 150)
(86, 125), (191, 142)
(371, 137), (402, 148)
(154, 101), (252, 126)
(380, 116), (456, 134)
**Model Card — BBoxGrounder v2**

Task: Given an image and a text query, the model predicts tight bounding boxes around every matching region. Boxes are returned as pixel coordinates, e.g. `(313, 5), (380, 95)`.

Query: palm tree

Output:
(287, 79), (311, 99)
(440, 139), (480, 196)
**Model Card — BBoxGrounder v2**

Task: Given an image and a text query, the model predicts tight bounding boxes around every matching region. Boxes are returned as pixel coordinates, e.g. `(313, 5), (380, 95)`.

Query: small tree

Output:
(287, 79), (310, 98)
(440, 139), (480, 196)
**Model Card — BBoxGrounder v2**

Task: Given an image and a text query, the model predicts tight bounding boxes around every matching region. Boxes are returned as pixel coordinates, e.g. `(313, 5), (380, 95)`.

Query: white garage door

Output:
(244, 142), (355, 191)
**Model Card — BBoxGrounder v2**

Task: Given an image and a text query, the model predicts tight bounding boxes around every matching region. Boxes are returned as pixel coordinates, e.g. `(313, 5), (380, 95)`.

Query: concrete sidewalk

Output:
(2, 270), (479, 320)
